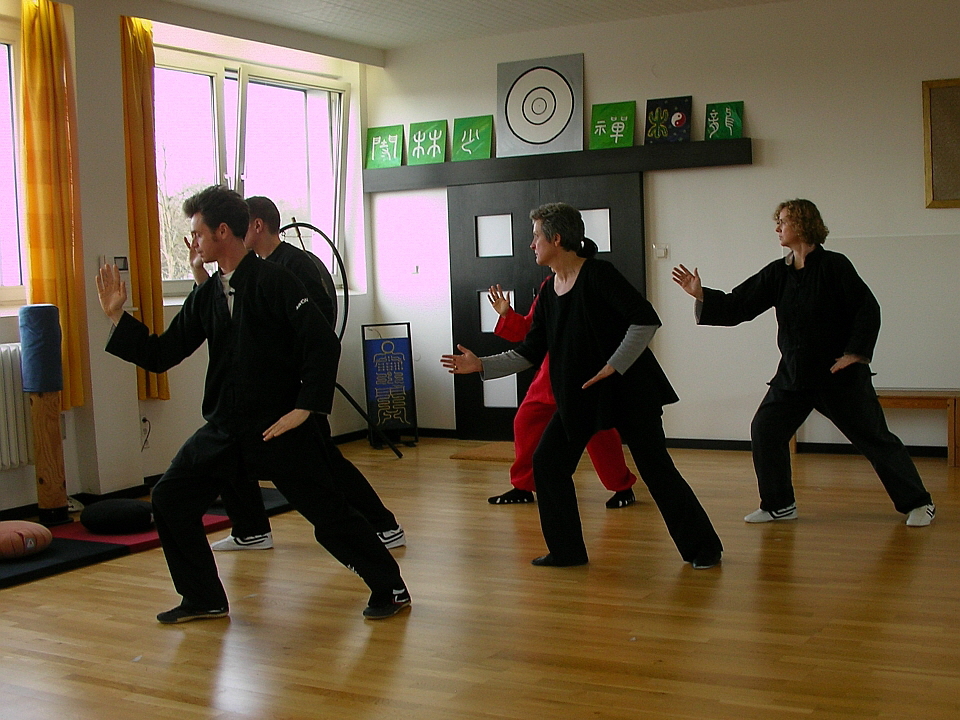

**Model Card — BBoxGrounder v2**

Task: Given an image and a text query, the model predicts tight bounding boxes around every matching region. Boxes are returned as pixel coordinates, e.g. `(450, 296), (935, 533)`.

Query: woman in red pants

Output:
(487, 283), (638, 508)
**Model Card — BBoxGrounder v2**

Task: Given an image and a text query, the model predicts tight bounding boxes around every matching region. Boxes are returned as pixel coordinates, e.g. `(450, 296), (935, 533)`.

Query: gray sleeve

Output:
(480, 350), (534, 380)
(607, 324), (658, 375)
(694, 299), (704, 323)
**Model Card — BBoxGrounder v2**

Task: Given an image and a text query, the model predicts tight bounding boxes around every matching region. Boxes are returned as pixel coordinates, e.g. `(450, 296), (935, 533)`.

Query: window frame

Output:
(0, 20), (26, 307)
(153, 47), (350, 296)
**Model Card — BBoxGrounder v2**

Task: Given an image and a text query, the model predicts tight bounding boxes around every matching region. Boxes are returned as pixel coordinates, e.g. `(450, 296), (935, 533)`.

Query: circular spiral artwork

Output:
(504, 66), (575, 145)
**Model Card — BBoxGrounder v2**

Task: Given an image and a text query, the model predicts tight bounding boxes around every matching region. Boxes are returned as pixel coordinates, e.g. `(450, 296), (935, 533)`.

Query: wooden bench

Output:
(789, 388), (960, 467)
(875, 388), (959, 468)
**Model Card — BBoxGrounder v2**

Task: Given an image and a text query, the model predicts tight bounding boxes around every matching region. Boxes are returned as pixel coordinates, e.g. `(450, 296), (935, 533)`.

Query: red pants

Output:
(510, 399), (636, 493)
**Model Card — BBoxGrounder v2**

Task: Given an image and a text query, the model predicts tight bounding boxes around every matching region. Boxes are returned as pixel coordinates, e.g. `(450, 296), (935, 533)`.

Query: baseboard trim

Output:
(795, 442), (946, 458)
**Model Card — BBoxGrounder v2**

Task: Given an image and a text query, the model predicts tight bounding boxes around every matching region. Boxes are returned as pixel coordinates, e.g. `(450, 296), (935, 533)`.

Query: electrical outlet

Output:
(140, 417), (150, 449)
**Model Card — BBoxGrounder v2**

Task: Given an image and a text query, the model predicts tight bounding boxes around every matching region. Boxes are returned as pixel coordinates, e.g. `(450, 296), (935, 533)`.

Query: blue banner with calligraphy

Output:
(362, 327), (417, 436)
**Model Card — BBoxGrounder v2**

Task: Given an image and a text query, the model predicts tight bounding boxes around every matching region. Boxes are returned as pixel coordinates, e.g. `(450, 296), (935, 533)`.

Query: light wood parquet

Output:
(1, 438), (958, 720)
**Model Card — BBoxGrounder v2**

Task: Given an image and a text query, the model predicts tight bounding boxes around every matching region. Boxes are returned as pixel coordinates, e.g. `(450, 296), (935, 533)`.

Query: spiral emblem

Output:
(504, 67), (575, 145)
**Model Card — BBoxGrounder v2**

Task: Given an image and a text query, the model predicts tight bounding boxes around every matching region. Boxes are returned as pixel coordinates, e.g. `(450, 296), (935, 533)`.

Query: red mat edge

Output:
(50, 514), (233, 553)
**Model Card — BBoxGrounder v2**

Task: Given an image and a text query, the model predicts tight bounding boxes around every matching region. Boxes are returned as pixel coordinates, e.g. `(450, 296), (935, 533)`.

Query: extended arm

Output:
(440, 345), (533, 379)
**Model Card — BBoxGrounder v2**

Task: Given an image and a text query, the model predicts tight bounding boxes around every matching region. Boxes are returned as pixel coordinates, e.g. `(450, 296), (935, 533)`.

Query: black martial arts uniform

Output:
(221, 242), (399, 539)
(106, 252), (404, 611)
(697, 246), (932, 514)
(508, 258), (722, 565)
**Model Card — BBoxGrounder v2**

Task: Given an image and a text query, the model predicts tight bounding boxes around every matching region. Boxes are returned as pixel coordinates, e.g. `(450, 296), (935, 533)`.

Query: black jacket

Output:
(698, 246), (881, 390)
(106, 252), (340, 436)
(515, 258), (678, 439)
(267, 242), (336, 326)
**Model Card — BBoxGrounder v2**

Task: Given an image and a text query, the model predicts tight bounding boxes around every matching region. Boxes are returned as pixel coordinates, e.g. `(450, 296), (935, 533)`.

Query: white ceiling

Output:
(160, 0), (788, 51)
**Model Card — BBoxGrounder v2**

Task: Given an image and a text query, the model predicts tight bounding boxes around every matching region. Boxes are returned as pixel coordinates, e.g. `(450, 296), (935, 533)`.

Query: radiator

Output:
(0, 343), (34, 471)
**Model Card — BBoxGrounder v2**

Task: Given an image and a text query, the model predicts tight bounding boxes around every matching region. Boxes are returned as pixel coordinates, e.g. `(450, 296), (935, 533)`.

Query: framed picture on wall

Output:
(408, 120), (447, 166)
(451, 115), (493, 161)
(365, 125), (404, 169)
(644, 96), (692, 144)
(923, 78), (960, 208)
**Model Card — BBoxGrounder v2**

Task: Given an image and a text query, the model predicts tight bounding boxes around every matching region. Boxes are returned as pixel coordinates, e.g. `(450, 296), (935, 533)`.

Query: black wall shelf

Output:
(362, 137), (752, 193)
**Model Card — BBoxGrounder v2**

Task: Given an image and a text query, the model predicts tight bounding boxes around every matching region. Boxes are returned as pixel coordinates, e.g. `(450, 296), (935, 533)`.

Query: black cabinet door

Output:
(447, 173), (644, 440)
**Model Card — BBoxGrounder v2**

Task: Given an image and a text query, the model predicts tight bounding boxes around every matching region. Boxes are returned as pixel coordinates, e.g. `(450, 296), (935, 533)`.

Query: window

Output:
(153, 49), (348, 292)
(0, 38), (25, 305)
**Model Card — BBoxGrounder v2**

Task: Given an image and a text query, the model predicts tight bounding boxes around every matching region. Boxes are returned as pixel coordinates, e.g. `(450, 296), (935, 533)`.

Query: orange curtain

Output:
(20, 0), (88, 410)
(120, 16), (168, 401)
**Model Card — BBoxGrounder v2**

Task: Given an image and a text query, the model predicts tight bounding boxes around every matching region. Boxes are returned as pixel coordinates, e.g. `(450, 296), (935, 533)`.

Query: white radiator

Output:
(0, 343), (34, 471)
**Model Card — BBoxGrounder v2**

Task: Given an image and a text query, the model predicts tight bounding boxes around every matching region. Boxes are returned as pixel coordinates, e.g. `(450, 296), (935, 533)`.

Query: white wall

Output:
(365, 0), (960, 446)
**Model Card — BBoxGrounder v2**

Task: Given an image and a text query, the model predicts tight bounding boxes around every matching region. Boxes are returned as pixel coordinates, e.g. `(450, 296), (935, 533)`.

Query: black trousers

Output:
(219, 415), (399, 539)
(151, 420), (404, 610)
(750, 368), (932, 514)
(531, 406), (722, 564)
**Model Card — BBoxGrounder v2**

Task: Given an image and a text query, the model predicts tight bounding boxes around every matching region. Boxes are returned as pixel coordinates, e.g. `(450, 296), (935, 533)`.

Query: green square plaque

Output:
(452, 115), (493, 161)
(589, 101), (636, 149)
(704, 101), (744, 140)
(365, 125), (404, 168)
(408, 120), (447, 165)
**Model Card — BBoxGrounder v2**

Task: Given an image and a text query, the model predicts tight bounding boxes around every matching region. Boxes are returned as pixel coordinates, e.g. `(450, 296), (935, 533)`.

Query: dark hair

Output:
(183, 185), (249, 239)
(529, 202), (597, 258)
(774, 199), (829, 245)
(246, 196), (282, 234)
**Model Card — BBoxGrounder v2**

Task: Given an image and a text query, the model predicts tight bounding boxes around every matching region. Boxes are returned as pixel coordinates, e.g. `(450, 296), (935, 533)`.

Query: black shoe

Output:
(605, 488), (636, 509)
(531, 553), (588, 567)
(691, 547), (722, 569)
(363, 587), (412, 619)
(488, 488), (535, 505)
(157, 604), (229, 624)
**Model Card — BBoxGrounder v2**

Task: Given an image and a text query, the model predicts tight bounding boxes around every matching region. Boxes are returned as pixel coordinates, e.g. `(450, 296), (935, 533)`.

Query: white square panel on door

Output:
(476, 214), (514, 257)
(479, 289), (512, 333)
(582, 208), (611, 253)
(483, 374), (518, 408)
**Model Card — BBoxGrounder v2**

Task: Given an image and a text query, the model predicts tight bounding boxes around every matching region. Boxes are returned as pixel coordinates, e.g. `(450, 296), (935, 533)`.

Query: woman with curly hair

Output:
(673, 199), (935, 527)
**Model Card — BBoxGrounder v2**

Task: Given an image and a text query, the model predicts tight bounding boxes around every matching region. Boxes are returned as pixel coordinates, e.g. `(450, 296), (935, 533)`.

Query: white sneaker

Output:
(211, 532), (273, 551)
(744, 503), (798, 523)
(377, 525), (406, 549)
(905, 504), (935, 527)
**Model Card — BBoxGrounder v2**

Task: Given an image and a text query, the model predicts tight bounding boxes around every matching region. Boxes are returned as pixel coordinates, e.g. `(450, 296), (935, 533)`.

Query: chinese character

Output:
(724, 107), (736, 134)
(460, 127), (480, 155)
(427, 128), (443, 158)
(373, 134), (399, 161)
(707, 108), (720, 139)
(611, 117), (626, 142)
(647, 107), (669, 140)
(410, 129), (427, 158)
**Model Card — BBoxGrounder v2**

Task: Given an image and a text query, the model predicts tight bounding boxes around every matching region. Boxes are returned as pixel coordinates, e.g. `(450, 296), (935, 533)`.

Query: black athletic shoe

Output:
(363, 587), (412, 619)
(605, 488), (637, 509)
(691, 547), (722, 569)
(531, 553), (588, 567)
(488, 488), (535, 504)
(157, 604), (229, 624)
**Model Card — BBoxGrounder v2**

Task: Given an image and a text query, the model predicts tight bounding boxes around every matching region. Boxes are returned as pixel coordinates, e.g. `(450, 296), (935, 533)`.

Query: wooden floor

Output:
(2, 438), (959, 720)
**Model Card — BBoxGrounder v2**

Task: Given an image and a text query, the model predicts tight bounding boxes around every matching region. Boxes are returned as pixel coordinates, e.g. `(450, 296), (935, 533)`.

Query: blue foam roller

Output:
(18, 304), (63, 393)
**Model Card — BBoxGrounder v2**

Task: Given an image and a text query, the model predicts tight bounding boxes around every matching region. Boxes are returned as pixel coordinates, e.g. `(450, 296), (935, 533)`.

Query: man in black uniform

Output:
(202, 195), (405, 552)
(96, 185), (411, 622)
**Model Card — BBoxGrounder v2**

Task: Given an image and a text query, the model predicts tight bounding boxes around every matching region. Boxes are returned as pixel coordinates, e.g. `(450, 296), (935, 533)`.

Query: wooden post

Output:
(30, 390), (70, 526)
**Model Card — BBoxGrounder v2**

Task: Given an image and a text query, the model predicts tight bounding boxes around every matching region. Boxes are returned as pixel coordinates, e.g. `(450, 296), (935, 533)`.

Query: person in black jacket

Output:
(672, 198), (935, 527)
(442, 202), (722, 569)
(97, 186), (411, 623)
(192, 195), (405, 553)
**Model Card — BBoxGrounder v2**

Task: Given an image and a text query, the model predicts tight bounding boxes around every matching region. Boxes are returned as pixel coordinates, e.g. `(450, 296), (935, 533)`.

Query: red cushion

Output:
(0, 520), (53, 559)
